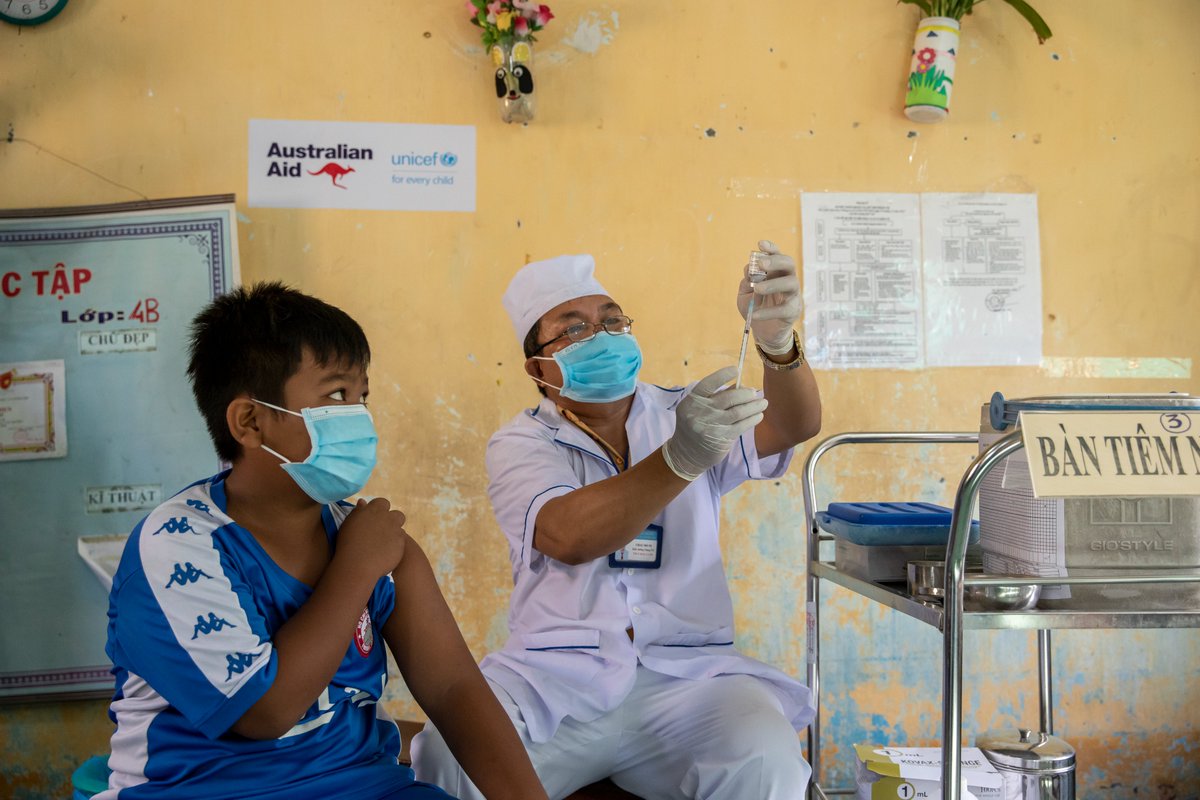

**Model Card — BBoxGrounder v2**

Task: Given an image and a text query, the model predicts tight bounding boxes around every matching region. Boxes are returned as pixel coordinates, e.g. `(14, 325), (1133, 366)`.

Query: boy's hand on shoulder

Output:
(336, 497), (409, 579)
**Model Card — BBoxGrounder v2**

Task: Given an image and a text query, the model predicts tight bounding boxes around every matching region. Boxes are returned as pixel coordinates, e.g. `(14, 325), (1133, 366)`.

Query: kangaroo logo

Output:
(151, 516), (195, 535)
(165, 562), (213, 588)
(308, 162), (355, 189)
(225, 651), (256, 681)
(193, 612), (236, 640)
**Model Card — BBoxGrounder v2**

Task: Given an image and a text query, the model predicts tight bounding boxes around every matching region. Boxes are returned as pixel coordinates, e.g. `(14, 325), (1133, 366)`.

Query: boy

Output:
(97, 282), (546, 800)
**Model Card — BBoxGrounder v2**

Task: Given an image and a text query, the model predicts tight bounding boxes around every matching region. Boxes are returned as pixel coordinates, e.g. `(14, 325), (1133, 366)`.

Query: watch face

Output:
(0, 0), (68, 26)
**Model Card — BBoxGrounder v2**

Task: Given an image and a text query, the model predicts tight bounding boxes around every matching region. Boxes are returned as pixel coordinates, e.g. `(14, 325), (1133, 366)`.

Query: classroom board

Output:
(0, 196), (239, 701)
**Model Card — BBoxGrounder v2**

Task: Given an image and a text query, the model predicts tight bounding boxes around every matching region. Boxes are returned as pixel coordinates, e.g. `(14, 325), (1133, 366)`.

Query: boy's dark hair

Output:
(522, 320), (548, 397)
(187, 282), (370, 461)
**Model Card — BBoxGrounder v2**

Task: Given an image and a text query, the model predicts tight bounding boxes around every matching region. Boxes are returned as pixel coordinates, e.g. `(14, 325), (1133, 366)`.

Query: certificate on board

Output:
(0, 196), (239, 700)
(0, 359), (67, 460)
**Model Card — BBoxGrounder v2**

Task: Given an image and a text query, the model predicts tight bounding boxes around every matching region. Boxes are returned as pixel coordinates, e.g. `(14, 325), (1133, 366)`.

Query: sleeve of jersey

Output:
(710, 411), (795, 496)
(112, 515), (278, 740)
(485, 424), (581, 573)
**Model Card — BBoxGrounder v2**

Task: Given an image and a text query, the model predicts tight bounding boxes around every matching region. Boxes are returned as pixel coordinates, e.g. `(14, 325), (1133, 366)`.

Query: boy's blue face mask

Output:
(533, 334), (643, 403)
(255, 400), (378, 504)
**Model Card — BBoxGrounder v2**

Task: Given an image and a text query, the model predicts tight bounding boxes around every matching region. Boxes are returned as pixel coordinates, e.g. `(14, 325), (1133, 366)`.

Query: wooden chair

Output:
(397, 720), (641, 800)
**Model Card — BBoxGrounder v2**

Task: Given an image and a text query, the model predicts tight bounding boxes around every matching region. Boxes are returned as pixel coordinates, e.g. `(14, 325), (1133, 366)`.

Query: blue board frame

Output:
(0, 196), (239, 701)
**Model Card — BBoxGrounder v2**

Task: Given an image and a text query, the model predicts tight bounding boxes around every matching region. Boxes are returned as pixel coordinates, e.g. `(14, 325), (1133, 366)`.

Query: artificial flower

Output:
(467, 0), (555, 49)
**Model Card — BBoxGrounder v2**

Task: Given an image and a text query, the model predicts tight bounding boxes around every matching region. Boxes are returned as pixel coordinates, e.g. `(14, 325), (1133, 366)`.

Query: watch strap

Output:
(756, 330), (805, 371)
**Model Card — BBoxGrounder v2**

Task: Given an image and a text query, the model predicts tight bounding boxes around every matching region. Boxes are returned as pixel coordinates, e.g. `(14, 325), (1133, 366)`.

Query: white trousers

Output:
(410, 667), (811, 800)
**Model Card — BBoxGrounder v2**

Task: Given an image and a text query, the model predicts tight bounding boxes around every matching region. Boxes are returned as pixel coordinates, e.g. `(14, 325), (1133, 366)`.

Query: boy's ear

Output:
(227, 396), (264, 449)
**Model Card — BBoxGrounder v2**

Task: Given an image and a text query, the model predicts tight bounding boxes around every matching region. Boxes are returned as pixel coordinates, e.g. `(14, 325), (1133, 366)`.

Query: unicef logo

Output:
(439, 152), (459, 167)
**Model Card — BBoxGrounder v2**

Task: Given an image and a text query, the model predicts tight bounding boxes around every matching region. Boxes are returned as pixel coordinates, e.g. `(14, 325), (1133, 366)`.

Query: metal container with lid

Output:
(977, 728), (1075, 800)
(979, 392), (1200, 611)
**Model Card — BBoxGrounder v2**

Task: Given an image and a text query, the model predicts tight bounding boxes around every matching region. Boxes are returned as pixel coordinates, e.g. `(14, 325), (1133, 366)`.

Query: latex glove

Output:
(736, 239), (802, 355)
(661, 366), (768, 481)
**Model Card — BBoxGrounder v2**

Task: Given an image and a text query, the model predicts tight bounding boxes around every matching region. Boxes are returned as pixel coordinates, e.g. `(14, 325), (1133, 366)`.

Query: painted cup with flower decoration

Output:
(905, 16), (960, 123)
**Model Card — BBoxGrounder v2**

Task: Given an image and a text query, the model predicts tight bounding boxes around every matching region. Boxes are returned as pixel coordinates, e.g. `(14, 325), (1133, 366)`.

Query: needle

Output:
(735, 294), (755, 389)
(735, 250), (769, 389)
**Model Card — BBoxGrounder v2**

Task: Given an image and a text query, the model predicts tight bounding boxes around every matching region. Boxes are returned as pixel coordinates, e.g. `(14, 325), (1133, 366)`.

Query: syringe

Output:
(735, 250), (770, 389)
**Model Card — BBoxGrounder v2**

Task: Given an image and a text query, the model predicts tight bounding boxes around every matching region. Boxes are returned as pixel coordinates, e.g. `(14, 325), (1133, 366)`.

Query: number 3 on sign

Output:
(1160, 413), (1192, 434)
(896, 783), (916, 799)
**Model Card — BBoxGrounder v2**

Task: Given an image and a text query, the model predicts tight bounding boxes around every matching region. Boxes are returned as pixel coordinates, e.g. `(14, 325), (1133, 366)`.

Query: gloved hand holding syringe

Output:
(664, 240), (808, 481)
(734, 239), (804, 388)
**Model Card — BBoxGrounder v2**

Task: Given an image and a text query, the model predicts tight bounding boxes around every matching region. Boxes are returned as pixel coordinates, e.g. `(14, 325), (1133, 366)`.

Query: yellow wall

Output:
(2, 1), (1198, 796)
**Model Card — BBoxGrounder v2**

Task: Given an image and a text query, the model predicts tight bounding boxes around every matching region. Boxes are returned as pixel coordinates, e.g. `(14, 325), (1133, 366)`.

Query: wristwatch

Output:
(757, 330), (806, 371)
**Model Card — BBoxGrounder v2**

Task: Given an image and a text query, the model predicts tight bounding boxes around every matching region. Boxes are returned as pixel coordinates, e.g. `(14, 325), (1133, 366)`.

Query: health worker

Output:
(412, 243), (822, 799)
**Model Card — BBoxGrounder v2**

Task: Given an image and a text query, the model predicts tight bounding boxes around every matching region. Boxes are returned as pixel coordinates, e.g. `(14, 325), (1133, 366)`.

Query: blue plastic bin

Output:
(816, 501), (979, 546)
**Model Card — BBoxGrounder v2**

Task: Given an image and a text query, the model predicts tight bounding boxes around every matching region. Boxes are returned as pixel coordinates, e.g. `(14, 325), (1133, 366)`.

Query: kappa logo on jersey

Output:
(186, 498), (212, 515)
(353, 608), (374, 657)
(151, 516), (196, 535)
(165, 562), (213, 588)
(192, 612), (236, 639)
(224, 651), (256, 680)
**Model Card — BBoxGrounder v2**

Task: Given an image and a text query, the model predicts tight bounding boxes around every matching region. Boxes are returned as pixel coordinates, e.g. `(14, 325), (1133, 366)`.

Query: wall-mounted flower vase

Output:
(904, 16), (960, 123)
(493, 39), (535, 124)
(467, 1), (553, 124)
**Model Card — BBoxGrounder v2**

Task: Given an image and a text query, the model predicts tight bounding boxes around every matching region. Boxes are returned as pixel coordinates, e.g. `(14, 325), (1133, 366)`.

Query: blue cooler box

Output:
(817, 502), (979, 546)
(817, 502), (979, 583)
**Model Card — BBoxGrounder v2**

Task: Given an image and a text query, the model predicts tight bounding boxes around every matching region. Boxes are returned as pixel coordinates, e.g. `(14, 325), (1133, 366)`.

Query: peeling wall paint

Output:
(562, 11), (619, 54)
(3, 0), (1199, 797)
(1040, 357), (1192, 380)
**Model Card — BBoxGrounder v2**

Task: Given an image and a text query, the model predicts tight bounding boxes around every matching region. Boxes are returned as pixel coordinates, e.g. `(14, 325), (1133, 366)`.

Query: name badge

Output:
(609, 524), (663, 569)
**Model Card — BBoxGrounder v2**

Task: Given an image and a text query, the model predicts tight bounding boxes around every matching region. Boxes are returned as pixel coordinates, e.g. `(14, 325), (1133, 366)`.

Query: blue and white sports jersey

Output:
(97, 472), (418, 800)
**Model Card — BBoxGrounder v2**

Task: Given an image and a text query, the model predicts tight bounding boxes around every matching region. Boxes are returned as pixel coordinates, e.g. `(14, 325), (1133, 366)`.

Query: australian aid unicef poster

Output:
(248, 119), (476, 212)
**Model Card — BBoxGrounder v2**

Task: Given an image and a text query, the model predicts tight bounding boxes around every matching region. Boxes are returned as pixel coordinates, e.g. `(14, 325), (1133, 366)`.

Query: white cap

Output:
(502, 254), (609, 345)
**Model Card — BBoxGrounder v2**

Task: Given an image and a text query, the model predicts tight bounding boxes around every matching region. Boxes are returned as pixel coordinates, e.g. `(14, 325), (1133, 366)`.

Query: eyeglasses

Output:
(533, 315), (634, 354)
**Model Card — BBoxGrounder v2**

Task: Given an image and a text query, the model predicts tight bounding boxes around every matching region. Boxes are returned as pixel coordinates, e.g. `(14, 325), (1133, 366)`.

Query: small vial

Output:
(747, 250), (769, 283)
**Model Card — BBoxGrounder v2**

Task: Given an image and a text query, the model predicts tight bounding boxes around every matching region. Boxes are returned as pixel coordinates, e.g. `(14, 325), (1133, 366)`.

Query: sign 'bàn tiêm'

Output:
(1019, 411), (1200, 497)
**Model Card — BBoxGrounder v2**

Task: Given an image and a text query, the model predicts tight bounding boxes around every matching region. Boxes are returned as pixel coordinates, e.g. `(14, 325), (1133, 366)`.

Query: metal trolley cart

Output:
(801, 423), (1200, 798)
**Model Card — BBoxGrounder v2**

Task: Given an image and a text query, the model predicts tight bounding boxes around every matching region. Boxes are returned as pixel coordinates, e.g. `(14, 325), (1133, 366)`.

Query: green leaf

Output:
(1001, 0), (1053, 42)
(898, 0), (935, 16)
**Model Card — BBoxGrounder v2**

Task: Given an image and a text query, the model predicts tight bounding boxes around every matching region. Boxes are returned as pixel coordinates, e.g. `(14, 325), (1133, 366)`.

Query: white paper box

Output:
(855, 744), (1003, 800)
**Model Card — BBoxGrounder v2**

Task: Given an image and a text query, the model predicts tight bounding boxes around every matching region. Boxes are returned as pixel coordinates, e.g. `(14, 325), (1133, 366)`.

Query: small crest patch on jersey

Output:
(354, 608), (374, 657)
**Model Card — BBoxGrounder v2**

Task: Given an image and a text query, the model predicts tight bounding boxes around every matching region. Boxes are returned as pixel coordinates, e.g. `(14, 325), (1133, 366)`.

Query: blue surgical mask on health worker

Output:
(254, 399), (378, 503)
(533, 334), (643, 403)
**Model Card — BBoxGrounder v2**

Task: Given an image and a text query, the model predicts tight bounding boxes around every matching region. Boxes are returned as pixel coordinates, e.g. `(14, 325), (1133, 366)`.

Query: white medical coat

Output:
(480, 381), (815, 744)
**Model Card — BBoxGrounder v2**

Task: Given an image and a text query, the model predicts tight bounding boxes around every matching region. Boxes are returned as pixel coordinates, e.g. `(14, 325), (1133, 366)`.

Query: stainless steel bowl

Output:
(964, 581), (1041, 611)
(907, 560), (1041, 611)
